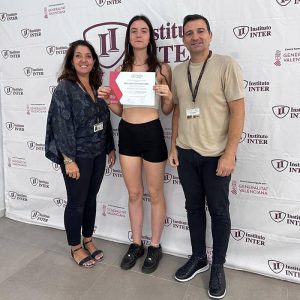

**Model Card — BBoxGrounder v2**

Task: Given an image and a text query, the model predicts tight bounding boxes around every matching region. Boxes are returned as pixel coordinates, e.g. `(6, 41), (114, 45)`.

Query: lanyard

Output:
(77, 81), (100, 123)
(187, 50), (212, 103)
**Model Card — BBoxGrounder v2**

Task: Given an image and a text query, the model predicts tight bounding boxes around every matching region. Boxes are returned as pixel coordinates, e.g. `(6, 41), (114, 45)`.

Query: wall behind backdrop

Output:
(1, 0), (300, 283)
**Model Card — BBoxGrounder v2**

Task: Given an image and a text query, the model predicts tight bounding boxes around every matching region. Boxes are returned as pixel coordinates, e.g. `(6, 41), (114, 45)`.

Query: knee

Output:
(148, 188), (164, 205)
(65, 205), (84, 215)
(186, 207), (204, 216)
(128, 190), (143, 203)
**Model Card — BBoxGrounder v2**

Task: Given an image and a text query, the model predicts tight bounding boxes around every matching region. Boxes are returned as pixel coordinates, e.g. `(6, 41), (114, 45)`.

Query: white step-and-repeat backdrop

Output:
(1, 0), (300, 283)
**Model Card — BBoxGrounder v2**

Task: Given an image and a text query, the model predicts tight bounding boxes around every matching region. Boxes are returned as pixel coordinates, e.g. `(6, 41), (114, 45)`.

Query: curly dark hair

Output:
(58, 39), (103, 89)
(122, 15), (167, 77)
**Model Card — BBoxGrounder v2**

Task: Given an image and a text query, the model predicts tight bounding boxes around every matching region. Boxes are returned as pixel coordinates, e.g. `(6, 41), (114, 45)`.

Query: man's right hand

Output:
(169, 147), (179, 167)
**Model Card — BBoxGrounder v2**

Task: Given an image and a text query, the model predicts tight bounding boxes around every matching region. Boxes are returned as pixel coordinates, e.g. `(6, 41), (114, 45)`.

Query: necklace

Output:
(133, 62), (147, 66)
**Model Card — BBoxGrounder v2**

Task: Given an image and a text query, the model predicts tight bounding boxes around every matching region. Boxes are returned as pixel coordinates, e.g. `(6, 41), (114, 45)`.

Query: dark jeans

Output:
(177, 147), (231, 264)
(61, 153), (106, 246)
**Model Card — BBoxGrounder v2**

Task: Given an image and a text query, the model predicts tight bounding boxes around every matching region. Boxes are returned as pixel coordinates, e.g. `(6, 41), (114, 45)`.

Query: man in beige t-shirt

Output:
(169, 14), (244, 299)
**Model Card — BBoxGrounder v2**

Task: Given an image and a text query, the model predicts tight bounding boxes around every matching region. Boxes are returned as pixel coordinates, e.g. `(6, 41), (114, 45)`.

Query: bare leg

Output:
(120, 154), (144, 245)
(143, 160), (166, 245)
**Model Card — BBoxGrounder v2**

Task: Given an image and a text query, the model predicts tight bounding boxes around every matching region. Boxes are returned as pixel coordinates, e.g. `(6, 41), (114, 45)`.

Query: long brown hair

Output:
(58, 40), (103, 89)
(122, 15), (169, 85)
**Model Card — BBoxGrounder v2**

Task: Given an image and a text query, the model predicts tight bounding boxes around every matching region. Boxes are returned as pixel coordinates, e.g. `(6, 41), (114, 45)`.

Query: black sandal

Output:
(71, 246), (95, 268)
(83, 239), (104, 262)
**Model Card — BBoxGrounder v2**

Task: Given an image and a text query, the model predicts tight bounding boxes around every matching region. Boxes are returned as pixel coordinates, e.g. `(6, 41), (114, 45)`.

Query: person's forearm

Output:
(171, 104), (179, 149)
(224, 99), (245, 156)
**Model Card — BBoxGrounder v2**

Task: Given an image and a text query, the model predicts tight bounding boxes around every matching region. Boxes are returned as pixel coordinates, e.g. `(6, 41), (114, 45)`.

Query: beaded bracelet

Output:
(63, 158), (73, 165)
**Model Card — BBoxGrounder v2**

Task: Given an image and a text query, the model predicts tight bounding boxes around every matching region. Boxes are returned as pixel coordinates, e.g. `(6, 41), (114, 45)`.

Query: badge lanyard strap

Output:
(187, 50), (212, 105)
(77, 81), (100, 123)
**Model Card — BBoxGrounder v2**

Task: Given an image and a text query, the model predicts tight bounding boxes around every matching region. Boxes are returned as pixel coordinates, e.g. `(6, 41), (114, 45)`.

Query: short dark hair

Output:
(183, 14), (211, 33)
(58, 39), (103, 89)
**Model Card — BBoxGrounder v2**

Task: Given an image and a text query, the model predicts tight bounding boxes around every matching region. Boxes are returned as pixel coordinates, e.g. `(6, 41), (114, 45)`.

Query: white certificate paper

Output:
(110, 71), (155, 106)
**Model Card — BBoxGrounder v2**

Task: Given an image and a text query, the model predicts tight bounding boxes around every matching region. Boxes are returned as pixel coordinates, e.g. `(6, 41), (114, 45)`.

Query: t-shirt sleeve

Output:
(223, 57), (244, 102)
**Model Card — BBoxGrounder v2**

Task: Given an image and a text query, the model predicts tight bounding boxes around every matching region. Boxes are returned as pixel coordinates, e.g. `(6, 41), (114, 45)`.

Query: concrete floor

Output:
(0, 217), (299, 300)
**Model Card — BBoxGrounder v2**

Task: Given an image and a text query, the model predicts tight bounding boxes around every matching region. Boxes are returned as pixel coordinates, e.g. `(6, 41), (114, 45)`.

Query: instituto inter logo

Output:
(272, 105), (290, 118)
(240, 131), (268, 145)
(23, 67), (44, 77)
(5, 122), (24, 132)
(8, 191), (28, 201)
(164, 172), (180, 185)
(0, 12), (18, 22)
(268, 259), (300, 279)
(95, 0), (122, 7)
(21, 29), (42, 38)
(231, 229), (266, 246)
(4, 86), (23, 95)
(233, 25), (271, 39)
(271, 159), (300, 173)
(27, 141), (45, 151)
(272, 104), (300, 119)
(104, 167), (123, 178)
(268, 260), (285, 274)
(164, 217), (189, 230)
(49, 86), (57, 94)
(269, 210), (287, 223)
(271, 159), (289, 172)
(46, 45), (68, 55)
(243, 80), (270, 92)
(53, 198), (67, 207)
(269, 210), (300, 226)
(1, 49), (20, 59)
(30, 177), (50, 188)
(276, 0), (300, 6)
(52, 162), (61, 171)
(83, 22), (128, 69)
(31, 210), (50, 222)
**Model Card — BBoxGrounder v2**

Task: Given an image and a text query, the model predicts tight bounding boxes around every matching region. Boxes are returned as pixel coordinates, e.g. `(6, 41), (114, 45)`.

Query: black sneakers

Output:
(141, 244), (162, 274)
(208, 264), (226, 299)
(120, 243), (144, 270)
(175, 254), (209, 282)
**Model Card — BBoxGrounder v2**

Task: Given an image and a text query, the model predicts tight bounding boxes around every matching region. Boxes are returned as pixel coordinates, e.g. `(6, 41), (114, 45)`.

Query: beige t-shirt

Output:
(172, 53), (244, 156)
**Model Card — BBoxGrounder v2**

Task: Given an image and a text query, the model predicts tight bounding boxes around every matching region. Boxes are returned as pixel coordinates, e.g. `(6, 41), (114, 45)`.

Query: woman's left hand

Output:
(153, 84), (172, 100)
(107, 150), (116, 167)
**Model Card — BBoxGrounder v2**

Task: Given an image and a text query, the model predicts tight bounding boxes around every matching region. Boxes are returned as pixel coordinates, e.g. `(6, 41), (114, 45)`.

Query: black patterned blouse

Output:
(45, 79), (115, 164)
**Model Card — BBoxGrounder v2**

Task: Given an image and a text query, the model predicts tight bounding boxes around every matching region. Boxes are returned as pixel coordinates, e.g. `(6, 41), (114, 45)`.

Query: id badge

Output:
(94, 122), (103, 132)
(186, 107), (200, 119)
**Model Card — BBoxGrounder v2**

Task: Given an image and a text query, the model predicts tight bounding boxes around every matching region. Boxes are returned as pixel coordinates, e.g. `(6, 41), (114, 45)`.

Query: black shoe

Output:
(175, 254), (209, 282)
(141, 244), (162, 274)
(120, 243), (144, 270)
(208, 264), (226, 299)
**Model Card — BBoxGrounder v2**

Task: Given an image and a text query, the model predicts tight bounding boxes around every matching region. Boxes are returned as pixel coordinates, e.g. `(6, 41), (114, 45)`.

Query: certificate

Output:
(109, 71), (155, 106)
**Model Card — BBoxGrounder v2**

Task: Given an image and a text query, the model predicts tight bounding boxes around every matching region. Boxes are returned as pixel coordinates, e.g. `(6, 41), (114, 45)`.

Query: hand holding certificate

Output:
(109, 71), (155, 106)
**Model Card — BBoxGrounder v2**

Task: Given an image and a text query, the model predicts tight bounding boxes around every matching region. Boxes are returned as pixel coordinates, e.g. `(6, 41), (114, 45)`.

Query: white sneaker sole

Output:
(174, 264), (209, 282)
(208, 289), (226, 299)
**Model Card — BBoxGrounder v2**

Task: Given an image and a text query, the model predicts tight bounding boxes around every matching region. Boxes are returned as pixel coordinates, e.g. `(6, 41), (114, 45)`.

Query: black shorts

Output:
(118, 118), (168, 163)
